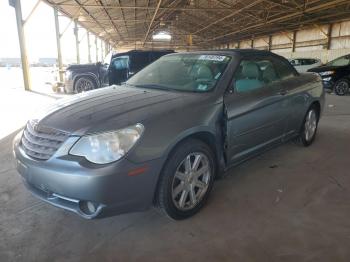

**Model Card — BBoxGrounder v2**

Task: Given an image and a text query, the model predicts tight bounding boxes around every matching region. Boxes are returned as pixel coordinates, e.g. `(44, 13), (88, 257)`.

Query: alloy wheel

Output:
(171, 152), (211, 211)
(76, 78), (94, 93)
(304, 109), (317, 142)
(335, 81), (349, 96)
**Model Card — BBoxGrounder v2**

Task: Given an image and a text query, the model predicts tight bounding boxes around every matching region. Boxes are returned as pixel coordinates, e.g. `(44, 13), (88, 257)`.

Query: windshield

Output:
(126, 54), (231, 92)
(326, 55), (350, 66)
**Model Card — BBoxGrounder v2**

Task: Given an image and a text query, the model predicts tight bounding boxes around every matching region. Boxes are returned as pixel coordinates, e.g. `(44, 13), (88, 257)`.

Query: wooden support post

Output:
(251, 38), (254, 48)
(327, 24), (333, 50)
(268, 35), (272, 51)
(100, 40), (103, 60)
(13, 0), (31, 90)
(74, 20), (80, 64)
(292, 31), (297, 52)
(54, 7), (63, 83)
(87, 31), (91, 63)
(95, 37), (98, 62)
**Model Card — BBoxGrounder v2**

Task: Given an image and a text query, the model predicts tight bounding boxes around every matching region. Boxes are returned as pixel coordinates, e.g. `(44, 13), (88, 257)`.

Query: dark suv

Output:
(64, 50), (174, 93)
(308, 54), (350, 95)
(108, 50), (174, 85)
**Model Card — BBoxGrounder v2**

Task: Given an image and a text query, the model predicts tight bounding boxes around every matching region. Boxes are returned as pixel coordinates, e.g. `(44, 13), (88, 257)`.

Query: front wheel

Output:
(295, 106), (319, 147)
(74, 77), (96, 93)
(156, 139), (215, 220)
(334, 79), (349, 96)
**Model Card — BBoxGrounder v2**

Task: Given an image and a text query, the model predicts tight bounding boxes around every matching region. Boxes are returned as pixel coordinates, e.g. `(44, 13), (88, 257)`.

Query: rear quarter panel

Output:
(286, 72), (324, 134)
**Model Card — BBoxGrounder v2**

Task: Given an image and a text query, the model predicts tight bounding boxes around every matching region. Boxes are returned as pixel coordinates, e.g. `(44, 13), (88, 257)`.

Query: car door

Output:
(224, 55), (289, 165)
(108, 55), (129, 85)
(269, 56), (304, 138)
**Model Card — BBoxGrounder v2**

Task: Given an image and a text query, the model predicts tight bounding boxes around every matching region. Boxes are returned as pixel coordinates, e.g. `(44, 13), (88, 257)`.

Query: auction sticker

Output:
(198, 55), (226, 61)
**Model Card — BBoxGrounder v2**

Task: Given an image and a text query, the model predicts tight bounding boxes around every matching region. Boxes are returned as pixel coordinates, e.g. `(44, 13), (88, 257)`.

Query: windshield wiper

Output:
(132, 84), (172, 91)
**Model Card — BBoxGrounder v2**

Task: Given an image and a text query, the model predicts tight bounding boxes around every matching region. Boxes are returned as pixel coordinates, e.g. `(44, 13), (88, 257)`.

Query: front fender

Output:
(162, 126), (218, 157)
(126, 102), (223, 164)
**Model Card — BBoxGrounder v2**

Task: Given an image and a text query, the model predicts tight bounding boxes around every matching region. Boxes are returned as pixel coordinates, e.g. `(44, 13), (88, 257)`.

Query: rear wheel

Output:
(156, 139), (215, 220)
(334, 79), (349, 96)
(74, 77), (96, 93)
(295, 106), (319, 147)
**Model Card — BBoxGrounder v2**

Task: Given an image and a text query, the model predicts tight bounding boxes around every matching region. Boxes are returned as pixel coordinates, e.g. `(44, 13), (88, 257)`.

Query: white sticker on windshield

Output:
(199, 55), (226, 61)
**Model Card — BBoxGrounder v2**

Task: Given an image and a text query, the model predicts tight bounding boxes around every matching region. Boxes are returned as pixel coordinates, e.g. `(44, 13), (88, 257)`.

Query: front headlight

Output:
(319, 71), (335, 76)
(70, 124), (144, 164)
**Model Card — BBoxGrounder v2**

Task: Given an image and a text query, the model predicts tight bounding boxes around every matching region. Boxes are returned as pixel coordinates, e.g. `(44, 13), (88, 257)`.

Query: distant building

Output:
(37, 57), (57, 66)
(0, 58), (21, 67)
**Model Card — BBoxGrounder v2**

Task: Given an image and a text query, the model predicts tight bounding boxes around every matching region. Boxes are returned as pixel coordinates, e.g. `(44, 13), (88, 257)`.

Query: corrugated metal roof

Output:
(44, 0), (350, 50)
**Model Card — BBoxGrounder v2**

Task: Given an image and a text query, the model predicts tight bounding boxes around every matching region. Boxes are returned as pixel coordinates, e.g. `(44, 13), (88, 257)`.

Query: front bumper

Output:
(13, 132), (164, 219)
(64, 79), (74, 93)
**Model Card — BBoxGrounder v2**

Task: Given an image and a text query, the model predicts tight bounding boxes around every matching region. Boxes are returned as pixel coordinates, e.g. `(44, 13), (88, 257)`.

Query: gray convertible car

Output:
(13, 50), (325, 220)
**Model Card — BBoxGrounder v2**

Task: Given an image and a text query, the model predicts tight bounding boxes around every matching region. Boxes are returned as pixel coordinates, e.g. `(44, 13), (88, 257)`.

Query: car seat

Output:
(196, 64), (213, 80)
(262, 64), (278, 84)
(235, 62), (263, 92)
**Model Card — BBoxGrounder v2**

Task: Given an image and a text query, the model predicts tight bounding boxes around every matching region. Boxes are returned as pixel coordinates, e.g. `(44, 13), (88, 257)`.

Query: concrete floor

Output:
(1, 93), (350, 262)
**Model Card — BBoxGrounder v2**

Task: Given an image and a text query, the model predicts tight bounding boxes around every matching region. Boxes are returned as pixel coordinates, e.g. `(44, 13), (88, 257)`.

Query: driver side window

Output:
(233, 57), (279, 93)
(112, 56), (129, 70)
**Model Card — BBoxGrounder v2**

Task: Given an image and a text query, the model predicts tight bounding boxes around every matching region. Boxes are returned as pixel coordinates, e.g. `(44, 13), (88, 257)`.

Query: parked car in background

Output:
(13, 50), (324, 220)
(308, 54), (350, 95)
(108, 50), (174, 85)
(64, 53), (112, 93)
(64, 50), (174, 93)
(289, 58), (322, 73)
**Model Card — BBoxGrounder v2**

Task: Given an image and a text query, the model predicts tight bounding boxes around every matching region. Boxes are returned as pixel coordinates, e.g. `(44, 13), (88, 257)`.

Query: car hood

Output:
(66, 63), (98, 71)
(36, 85), (213, 135)
(307, 65), (344, 72)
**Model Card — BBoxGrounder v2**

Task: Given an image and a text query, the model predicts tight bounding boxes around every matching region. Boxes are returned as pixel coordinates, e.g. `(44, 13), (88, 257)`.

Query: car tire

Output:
(295, 105), (319, 147)
(74, 76), (97, 93)
(156, 139), (216, 220)
(334, 79), (349, 96)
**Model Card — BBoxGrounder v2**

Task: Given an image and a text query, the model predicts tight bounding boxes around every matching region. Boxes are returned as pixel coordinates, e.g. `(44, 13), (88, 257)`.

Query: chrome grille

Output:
(21, 120), (69, 160)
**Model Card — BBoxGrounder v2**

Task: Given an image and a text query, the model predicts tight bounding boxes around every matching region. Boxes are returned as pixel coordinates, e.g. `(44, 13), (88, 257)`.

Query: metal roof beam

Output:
(207, 0), (350, 42)
(142, 0), (162, 46)
(95, 0), (123, 39)
(23, 0), (41, 26)
(55, 4), (232, 11)
(191, 0), (264, 35)
(47, 0), (115, 43)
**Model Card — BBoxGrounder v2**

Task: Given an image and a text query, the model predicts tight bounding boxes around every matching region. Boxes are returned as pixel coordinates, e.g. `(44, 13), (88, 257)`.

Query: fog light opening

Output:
(79, 201), (99, 216)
